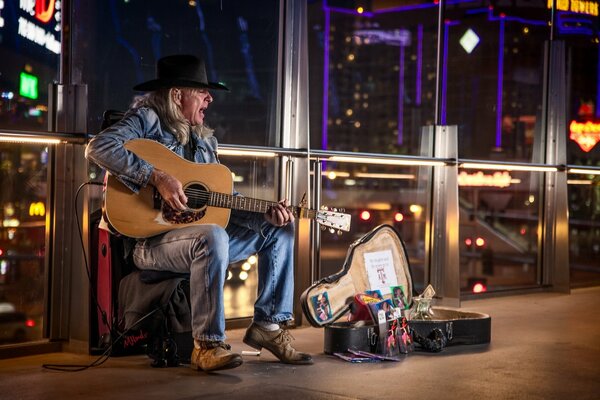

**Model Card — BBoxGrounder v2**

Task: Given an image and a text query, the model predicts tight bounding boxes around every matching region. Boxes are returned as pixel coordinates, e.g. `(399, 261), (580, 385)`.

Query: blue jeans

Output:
(132, 217), (295, 342)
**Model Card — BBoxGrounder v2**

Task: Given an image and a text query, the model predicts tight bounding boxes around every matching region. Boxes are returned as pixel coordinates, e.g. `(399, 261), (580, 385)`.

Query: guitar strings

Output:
(181, 188), (282, 208)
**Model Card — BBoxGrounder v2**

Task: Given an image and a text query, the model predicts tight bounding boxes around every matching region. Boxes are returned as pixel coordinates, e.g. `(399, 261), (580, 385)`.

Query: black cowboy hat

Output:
(133, 54), (229, 91)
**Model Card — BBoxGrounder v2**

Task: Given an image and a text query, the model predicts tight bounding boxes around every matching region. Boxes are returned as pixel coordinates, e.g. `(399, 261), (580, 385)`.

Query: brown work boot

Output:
(243, 323), (313, 365)
(190, 342), (243, 372)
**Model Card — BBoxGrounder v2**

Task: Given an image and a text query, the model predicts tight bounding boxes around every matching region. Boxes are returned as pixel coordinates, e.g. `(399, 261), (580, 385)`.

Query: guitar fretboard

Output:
(209, 192), (317, 219)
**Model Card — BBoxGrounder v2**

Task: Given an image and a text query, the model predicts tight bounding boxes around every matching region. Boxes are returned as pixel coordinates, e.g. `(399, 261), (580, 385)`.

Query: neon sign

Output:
(458, 171), (514, 188)
(17, 0), (61, 54)
(35, 0), (55, 23)
(569, 120), (600, 152)
(547, 0), (599, 16)
(0, 1), (4, 28)
(19, 72), (39, 99)
(29, 202), (45, 217)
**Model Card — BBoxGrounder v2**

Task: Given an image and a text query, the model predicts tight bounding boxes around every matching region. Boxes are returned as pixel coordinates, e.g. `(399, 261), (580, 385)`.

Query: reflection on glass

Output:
(73, 0), (280, 146)
(308, 0), (438, 154)
(444, 3), (549, 162)
(0, 0), (60, 131)
(0, 143), (48, 344)
(459, 168), (541, 293)
(565, 36), (600, 286)
(567, 174), (600, 286)
(564, 27), (600, 166)
(220, 156), (279, 319)
(319, 162), (429, 293)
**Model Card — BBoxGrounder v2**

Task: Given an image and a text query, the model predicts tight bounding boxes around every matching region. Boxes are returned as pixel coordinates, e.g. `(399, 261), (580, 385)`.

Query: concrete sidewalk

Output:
(0, 287), (599, 400)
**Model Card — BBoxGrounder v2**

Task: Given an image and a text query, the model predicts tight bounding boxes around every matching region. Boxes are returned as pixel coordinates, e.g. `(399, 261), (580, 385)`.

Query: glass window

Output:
(220, 155), (280, 319)
(72, 0), (281, 146)
(567, 174), (600, 286)
(308, 1), (438, 154)
(318, 162), (429, 293)
(459, 168), (542, 293)
(444, 1), (550, 161)
(0, 143), (49, 344)
(562, 19), (600, 286)
(565, 40), (600, 165)
(568, 174), (600, 286)
(0, 0), (60, 131)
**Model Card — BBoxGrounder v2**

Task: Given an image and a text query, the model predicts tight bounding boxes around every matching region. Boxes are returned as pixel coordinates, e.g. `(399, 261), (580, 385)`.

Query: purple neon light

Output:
(416, 24), (423, 105)
(597, 44), (600, 119)
(398, 45), (405, 145)
(323, 0), (480, 17)
(496, 17), (505, 148)
(322, 7), (331, 151)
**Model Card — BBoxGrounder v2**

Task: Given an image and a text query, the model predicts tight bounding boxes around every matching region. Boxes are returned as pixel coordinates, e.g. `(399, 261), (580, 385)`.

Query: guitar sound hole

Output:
(184, 183), (209, 210)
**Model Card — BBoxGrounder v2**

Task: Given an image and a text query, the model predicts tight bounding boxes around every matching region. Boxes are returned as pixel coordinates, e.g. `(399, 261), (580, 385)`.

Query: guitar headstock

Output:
(316, 206), (352, 234)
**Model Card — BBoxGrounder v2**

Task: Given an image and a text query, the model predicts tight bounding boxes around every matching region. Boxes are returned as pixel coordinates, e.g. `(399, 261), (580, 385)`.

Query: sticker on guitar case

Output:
(311, 292), (333, 322)
(365, 289), (383, 300)
(364, 250), (398, 295)
(390, 285), (409, 309)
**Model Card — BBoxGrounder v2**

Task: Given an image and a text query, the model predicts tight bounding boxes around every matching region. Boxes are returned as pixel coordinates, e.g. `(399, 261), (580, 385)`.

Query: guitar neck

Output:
(209, 192), (316, 219)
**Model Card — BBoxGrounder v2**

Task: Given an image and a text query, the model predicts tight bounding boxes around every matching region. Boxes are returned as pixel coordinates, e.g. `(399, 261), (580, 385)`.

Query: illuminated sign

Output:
(17, 0), (61, 54)
(35, 0), (55, 23)
(29, 201), (45, 217)
(353, 29), (411, 46)
(547, 0), (599, 16)
(458, 171), (514, 188)
(0, 0), (4, 28)
(19, 72), (39, 99)
(569, 120), (600, 152)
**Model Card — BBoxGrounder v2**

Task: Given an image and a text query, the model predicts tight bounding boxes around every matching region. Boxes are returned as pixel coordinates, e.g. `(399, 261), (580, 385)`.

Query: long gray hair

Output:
(131, 88), (213, 145)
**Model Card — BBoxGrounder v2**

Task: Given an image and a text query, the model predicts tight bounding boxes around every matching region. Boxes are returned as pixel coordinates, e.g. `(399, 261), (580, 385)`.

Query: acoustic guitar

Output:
(104, 139), (351, 238)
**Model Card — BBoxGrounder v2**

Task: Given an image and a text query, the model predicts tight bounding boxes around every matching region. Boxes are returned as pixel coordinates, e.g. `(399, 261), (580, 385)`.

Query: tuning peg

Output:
(320, 225), (326, 231)
(333, 208), (338, 212)
(337, 230), (343, 236)
(329, 228), (335, 234)
(340, 208), (345, 212)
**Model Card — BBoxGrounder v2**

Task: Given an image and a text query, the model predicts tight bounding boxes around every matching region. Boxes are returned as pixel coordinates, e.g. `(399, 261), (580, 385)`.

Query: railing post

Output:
(428, 125), (461, 306)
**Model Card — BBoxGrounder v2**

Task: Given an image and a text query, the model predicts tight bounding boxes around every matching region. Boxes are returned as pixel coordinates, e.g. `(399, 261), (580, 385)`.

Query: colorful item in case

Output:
(311, 292), (333, 322)
(390, 285), (408, 309)
(365, 289), (383, 300)
(348, 293), (384, 322)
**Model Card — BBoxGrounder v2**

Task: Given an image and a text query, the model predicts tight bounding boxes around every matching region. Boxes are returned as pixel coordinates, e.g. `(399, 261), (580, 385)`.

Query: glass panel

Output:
(319, 162), (429, 293)
(459, 168), (541, 293)
(308, 1), (438, 154)
(563, 21), (600, 286)
(219, 155), (279, 319)
(0, 143), (49, 343)
(0, 0), (60, 131)
(72, 0), (280, 145)
(445, 1), (550, 161)
(565, 39), (600, 165)
(567, 174), (600, 286)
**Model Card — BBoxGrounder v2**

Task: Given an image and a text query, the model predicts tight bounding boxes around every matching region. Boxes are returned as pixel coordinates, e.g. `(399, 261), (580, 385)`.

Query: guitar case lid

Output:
(301, 224), (414, 328)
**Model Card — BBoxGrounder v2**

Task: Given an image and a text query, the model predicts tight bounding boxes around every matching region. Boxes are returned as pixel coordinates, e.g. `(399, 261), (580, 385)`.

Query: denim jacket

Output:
(85, 106), (263, 233)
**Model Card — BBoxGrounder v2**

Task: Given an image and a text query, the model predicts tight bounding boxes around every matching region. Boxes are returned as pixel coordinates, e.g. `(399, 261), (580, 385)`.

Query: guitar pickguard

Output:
(161, 203), (207, 224)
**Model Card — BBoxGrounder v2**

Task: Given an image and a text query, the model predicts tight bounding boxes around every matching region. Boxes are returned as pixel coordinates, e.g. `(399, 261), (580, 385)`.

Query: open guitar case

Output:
(300, 224), (491, 355)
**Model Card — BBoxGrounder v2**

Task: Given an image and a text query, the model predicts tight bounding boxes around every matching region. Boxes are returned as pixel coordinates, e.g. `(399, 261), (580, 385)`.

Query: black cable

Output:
(42, 307), (162, 372)
(74, 181), (110, 333)
(40, 180), (118, 372)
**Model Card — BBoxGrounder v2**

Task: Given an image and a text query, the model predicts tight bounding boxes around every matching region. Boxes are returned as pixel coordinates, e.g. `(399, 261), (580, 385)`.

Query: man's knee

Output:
(191, 224), (229, 260)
